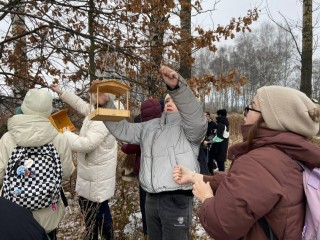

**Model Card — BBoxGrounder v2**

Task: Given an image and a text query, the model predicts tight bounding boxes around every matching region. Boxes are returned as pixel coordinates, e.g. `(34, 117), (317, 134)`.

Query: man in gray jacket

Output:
(100, 65), (207, 240)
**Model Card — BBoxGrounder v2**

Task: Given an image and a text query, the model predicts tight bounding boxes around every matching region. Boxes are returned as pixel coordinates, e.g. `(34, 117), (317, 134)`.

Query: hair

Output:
(90, 93), (115, 104)
(246, 117), (265, 151)
(205, 111), (210, 116)
(217, 109), (227, 117)
(309, 106), (320, 123)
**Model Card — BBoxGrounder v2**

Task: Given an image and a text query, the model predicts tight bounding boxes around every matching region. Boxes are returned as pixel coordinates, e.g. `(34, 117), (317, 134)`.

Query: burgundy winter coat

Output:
(199, 125), (320, 240)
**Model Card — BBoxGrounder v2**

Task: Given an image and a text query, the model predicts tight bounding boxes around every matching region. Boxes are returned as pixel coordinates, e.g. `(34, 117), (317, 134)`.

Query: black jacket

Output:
(0, 197), (47, 240)
(210, 116), (229, 162)
(206, 120), (217, 139)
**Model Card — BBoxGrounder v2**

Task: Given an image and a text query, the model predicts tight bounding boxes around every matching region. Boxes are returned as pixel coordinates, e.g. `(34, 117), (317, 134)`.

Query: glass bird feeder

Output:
(88, 80), (131, 121)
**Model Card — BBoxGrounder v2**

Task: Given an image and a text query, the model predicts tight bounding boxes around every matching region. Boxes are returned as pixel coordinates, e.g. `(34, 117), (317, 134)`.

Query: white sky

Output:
(193, 0), (302, 30)
(191, 0), (320, 56)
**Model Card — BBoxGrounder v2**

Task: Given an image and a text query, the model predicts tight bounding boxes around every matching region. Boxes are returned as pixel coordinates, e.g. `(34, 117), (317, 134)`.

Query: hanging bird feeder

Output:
(88, 80), (130, 121)
(49, 109), (76, 133)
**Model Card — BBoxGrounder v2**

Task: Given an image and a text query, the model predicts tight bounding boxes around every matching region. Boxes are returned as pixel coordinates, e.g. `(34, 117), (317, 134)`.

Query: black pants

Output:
(79, 196), (113, 240)
(217, 161), (225, 171)
(145, 192), (193, 240)
(206, 145), (217, 174)
(198, 147), (211, 175)
(139, 186), (148, 236)
(47, 229), (56, 240)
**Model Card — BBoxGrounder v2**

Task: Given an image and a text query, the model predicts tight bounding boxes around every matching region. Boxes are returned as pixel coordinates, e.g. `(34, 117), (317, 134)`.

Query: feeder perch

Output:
(88, 80), (131, 121)
(49, 109), (76, 133)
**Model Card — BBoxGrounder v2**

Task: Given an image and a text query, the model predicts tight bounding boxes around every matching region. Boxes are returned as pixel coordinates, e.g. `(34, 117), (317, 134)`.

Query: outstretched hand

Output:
(159, 65), (179, 89)
(49, 84), (62, 95)
(192, 178), (214, 203)
(173, 165), (203, 185)
(92, 79), (101, 86)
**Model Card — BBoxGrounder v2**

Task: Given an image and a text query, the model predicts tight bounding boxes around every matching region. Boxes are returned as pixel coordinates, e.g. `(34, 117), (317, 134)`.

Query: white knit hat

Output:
(257, 86), (319, 138)
(21, 89), (53, 118)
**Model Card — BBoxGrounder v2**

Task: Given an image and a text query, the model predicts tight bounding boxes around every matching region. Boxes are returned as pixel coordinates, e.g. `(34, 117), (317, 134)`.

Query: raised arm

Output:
(159, 66), (207, 146)
(63, 121), (108, 153)
(104, 120), (142, 145)
(50, 84), (91, 116)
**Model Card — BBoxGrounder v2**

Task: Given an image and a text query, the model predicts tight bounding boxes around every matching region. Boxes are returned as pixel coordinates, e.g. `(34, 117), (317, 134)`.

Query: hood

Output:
(140, 99), (162, 122)
(216, 116), (229, 126)
(160, 112), (181, 126)
(228, 125), (320, 168)
(7, 114), (59, 147)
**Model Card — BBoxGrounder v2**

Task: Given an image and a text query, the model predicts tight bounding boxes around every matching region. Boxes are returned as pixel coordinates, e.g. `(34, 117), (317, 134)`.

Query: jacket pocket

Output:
(168, 147), (177, 168)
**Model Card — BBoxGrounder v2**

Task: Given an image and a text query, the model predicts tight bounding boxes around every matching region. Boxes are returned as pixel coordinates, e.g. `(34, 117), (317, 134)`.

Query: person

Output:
(0, 89), (75, 239)
(97, 65), (207, 240)
(120, 116), (142, 182)
(200, 112), (217, 175)
(50, 84), (117, 240)
(173, 86), (320, 240)
(0, 197), (48, 240)
(204, 112), (217, 138)
(121, 99), (163, 237)
(208, 109), (229, 172)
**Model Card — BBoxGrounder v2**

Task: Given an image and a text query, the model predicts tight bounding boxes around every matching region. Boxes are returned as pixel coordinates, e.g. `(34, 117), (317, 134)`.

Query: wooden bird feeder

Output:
(88, 80), (130, 121)
(49, 109), (76, 133)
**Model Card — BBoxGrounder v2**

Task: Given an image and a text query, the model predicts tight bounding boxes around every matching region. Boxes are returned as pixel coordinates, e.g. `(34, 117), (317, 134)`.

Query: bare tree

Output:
(267, 0), (318, 97)
(301, 0), (313, 96)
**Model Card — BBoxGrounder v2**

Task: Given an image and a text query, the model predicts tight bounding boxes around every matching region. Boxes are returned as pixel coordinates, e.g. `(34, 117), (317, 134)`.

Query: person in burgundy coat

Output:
(173, 86), (320, 240)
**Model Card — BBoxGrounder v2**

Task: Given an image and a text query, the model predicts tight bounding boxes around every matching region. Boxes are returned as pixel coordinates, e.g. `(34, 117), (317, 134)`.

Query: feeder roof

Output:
(89, 80), (130, 95)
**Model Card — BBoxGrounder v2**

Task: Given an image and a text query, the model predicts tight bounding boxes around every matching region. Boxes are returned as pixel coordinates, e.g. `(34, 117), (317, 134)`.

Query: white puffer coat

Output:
(60, 91), (117, 203)
(0, 114), (75, 232)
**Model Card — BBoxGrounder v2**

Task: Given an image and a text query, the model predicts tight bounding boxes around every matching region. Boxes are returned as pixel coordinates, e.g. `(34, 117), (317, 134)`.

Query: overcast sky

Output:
(191, 0), (320, 56)
(193, 0), (302, 30)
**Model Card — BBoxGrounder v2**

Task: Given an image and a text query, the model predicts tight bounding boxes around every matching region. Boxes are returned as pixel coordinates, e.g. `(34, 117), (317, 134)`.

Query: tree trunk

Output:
(11, 5), (29, 99)
(146, 7), (167, 97)
(88, 0), (96, 83)
(300, 0), (312, 97)
(179, 0), (192, 79)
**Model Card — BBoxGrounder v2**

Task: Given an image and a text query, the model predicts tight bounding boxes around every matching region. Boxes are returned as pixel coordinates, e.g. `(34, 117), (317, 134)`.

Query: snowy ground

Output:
(55, 131), (244, 239)
(57, 176), (213, 240)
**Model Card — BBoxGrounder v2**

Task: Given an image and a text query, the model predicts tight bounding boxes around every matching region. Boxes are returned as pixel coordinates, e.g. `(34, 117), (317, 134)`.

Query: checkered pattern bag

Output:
(2, 143), (62, 211)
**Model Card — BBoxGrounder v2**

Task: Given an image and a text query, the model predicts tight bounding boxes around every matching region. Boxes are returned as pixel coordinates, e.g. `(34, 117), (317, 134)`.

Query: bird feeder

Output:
(49, 109), (76, 133)
(88, 80), (130, 121)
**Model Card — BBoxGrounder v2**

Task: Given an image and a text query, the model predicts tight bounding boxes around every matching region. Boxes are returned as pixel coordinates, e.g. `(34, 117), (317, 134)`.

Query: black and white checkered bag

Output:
(2, 143), (62, 211)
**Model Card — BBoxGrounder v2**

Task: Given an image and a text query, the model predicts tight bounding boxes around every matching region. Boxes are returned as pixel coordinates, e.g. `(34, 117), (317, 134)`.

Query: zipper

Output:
(150, 127), (161, 192)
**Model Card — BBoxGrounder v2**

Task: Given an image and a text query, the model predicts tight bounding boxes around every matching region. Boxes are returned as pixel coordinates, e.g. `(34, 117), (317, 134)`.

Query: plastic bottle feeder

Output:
(88, 80), (130, 121)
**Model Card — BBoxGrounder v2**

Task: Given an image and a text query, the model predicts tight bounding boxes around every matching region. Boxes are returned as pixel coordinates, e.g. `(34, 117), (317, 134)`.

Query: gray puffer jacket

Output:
(104, 76), (206, 193)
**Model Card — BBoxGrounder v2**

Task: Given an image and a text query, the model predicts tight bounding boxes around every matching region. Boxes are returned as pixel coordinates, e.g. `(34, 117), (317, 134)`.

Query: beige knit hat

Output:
(256, 86), (319, 138)
(21, 89), (53, 118)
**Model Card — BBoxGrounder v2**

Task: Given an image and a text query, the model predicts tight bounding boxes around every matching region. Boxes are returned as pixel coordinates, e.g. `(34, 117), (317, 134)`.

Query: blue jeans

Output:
(145, 192), (193, 240)
(79, 196), (113, 240)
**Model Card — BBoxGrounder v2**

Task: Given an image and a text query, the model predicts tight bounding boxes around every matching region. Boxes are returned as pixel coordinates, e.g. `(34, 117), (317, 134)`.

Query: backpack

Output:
(301, 166), (320, 240)
(261, 164), (320, 240)
(2, 143), (62, 211)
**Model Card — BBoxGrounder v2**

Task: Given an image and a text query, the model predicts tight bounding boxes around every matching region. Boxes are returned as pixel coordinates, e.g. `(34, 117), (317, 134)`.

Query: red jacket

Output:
(200, 125), (320, 240)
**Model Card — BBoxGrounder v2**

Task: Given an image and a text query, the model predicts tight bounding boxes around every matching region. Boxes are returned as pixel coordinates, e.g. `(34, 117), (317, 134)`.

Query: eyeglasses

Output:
(244, 105), (261, 116)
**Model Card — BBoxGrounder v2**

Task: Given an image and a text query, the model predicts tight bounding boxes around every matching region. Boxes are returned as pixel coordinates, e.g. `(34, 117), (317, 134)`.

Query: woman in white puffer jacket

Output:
(50, 84), (117, 240)
(0, 89), (75, 239)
